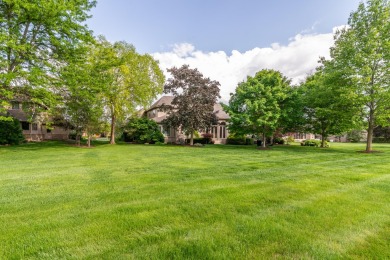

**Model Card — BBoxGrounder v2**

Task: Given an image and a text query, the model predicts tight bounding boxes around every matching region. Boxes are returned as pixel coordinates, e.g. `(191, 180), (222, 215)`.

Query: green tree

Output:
(162, 65), (221, 146)
(224, 69), (290, 148)
(122, 117), (164, 144)
(301, 68), (359, 147)
(92, 37), (165, 144)
(61, 45), (105, 147)
(0, 0), (96, 112)
(328, 0), (390, 152)
(0, 116), (24, 145)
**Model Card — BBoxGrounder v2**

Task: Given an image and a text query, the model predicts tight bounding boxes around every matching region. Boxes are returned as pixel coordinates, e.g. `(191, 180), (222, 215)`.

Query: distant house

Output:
(144, 96), (230, 144)
(7, 101), (69, 141)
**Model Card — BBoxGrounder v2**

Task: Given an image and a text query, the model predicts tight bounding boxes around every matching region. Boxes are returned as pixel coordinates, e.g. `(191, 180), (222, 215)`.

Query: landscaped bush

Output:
(273, 137), (285, 145)
(122, 117), (164, 144)
(286, 136), (295, 144)
(0, 116), (25, 145)
(186, 137), (213, 144)
(226, 137), (254, 145)
(301, 139), (329, 147)
(301, 139), (319, 146)
(373, 137), (390, 143)
(347, 130), (363, 143)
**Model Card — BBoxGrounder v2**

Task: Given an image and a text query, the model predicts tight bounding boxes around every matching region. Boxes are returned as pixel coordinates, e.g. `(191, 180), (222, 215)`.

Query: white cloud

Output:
(152, 28), (338, 103)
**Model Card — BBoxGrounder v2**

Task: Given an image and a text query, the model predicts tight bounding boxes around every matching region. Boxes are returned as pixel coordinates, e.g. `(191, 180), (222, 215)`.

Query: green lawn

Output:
(1, 141), (389, 259)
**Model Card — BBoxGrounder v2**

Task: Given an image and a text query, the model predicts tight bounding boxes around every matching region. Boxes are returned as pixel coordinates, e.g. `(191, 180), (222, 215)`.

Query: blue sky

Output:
(88, 0), (360, 53)
(87, 0), (362, 101)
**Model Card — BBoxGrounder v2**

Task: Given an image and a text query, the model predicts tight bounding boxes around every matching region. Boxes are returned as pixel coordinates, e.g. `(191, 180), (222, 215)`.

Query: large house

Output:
(144, 96), (230, 144)
(6, 101), (69, 141)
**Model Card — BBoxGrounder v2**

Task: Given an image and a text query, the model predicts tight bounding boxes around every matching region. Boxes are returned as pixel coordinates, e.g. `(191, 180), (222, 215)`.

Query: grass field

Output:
(0, 141), (389, 259)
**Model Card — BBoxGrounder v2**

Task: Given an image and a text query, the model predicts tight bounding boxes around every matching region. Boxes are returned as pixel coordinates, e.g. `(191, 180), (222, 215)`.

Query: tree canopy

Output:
(328, 0), (390, 152)
(163, 65), (220, 146)
(91, 37), (165, 144)
(0, 0), (96, 112)
(224, 69), (290, 148)
(301, 68), (359, 147)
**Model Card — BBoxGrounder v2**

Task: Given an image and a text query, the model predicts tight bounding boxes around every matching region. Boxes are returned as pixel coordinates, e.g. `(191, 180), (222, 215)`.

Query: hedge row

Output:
(373, 137), (390, 143)
(226, 138), (254, 145)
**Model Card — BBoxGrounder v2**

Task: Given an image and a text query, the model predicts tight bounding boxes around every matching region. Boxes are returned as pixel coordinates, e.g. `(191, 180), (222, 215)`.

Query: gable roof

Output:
(147, 96), (230, 120)
(7, 109), (28, 121)
(147, 96), (174, 111)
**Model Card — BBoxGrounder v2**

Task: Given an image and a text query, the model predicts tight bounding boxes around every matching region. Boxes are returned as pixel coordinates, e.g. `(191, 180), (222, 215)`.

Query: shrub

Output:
(0, 116), (25, 145)
(286, 136), (295, 145)
(201, 133), (213, 144)
(245, 138), (254, 145)
(373, 137), (390, 143)
(122, 117), (164, 144)
(226, 137), (254, 145)
(186, 137), (213, 145)
(301, 139), (329, 147)
(301, 139), (319, 147)
(273, 137), (285, 145)
(347, 130), (363, 143)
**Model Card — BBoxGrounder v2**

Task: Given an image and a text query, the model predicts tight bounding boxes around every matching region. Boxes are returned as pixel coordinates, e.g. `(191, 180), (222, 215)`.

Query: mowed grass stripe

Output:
(0, 142), (389, 258)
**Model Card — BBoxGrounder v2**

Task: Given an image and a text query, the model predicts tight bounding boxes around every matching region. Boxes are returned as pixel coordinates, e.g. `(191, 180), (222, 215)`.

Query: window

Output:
(32, 123), (38, 131)
(21, 122), (29, 130)
(46, 128), (52, 133)
(212, 126), (218, 138)
(220, 126), (226, 139)
(163, 127), (170, 136)
(11, 102), (20, 110)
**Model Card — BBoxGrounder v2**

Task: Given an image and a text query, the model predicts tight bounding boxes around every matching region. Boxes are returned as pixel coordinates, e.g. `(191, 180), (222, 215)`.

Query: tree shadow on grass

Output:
(207, 143), (389, 156)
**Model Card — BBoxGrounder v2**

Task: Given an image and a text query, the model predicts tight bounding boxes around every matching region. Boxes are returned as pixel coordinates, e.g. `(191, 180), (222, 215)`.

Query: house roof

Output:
(7, 109), (28, 121)
(213, 103), (230, 120)
(147, 96), (174, 111)
(147, 96), (230, 120)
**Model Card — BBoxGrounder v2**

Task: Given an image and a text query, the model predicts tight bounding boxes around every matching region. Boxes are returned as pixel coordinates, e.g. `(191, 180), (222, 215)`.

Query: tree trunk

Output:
(110, 113), (116, 145)
(87, 135), (91, 148)
(366, 119), (374, 152)
(262, 132), (266, 148)
(190, 131), (194, 146)
(321, 136), (326, 148)
(321, 130), (326, 148)
(76, 134), (81, 146)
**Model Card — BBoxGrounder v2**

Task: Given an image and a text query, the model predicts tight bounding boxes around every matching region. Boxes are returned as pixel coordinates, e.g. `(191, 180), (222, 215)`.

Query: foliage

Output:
(92, 37), (165, 144)
(224, 69), (290, 148)
(61, 42), (106, 147)
(300, 139), (329, 147)
(301, 68), (359, 147)
(327, 0), (390, 151)
(347, 130), (364, 143)
(162, 65), (220, 146)
(226, 137), (254, 145)
(185, 137), (214, 145)
(286, 136), (295, 145)
(374, 125), (390, 140)
(278, 86), (306, 134)
(0, 0), (96, 113)
(273, 137), (285, 145)
(373, 137), (390, 143)
(0, 116), (24, 145)
(122, 117), (164, 144)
